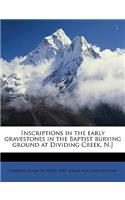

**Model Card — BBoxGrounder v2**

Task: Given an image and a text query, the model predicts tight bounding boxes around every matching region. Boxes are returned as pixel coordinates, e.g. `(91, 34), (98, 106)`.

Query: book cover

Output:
(0, 19), (125, 182)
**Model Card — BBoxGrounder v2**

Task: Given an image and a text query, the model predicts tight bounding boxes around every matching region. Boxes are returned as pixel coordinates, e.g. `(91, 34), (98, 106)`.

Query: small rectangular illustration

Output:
(1, 20), (125, 126)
